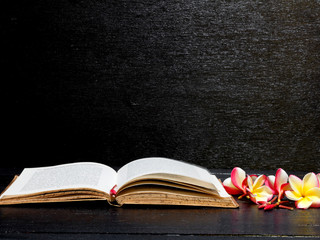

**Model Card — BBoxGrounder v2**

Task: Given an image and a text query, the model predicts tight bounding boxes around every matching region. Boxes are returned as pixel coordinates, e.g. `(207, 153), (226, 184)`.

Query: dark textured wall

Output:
(3, 0), (320, 171)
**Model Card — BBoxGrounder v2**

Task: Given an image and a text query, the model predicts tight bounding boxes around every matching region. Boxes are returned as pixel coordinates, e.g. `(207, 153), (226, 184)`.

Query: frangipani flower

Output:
(265, 168), (291, 201)
(223, 167), (246, 195)
(246, 174), (273, 204)
(223, 167), (273, 204)
(317, 173), (320, 184)
(222, 167), (258, 195)
(285, 173), (320, 209)
(257, 168), (293, 210)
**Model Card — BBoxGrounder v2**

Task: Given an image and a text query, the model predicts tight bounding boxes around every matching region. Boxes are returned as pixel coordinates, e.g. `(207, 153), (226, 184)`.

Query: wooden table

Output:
(1, 168), (319, 239)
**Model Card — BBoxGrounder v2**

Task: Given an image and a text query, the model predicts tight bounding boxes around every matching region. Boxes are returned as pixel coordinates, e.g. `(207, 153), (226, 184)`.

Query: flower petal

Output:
(296, 197), (313, 209)
(223, 177), (243, 195)
(317, 173), (320, 184)
(241, 177), (249, 194)
(252, 175), (267, 191)
(246, 175), (253, 191)
(302, 173), (319, 196)
(288, 175), (302, 194)
(274, 168), (288, 194)
(279, 183), (291, 200)
(311, 201), (320, 208)
(231, 167), (246, 191)
(249, 186), (273, 203)
(285, 190), (302, 201)
(310, 191), (320, 208)
(281, 182), (292, 191)
(304, 187), (320, 206)
(265, 175), (276, 194)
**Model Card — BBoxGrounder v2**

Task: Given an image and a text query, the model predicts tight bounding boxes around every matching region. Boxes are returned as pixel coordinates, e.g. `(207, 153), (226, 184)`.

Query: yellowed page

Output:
(116, 185), (238, 208)
(0, 162), (116, 199)
(116, 157), (215, 192)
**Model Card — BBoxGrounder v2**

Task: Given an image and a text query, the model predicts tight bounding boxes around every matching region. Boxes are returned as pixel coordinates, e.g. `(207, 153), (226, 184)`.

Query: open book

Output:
(0, 157), (238, 208)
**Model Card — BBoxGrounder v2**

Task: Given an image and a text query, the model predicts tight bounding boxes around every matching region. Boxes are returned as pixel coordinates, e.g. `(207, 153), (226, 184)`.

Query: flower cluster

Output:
(223, 167), (320, 210)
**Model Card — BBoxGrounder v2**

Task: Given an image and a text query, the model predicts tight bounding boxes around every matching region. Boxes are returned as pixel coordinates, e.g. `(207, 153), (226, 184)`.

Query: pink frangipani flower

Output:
(265, 168), (291, 201)
(257, 168), (293, 210)
(246, 174), (274, 204)
(223, 167), (246, 195)
(223, 167), (258, 196)
(285, 173), (320, 209)
(223, 167), (273, 204)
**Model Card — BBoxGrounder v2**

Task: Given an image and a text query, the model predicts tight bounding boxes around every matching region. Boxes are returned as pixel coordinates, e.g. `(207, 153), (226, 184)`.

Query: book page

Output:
(116, 157), (214, 190)
(0, 162), (117, 198)
(210, 175), (230, 198)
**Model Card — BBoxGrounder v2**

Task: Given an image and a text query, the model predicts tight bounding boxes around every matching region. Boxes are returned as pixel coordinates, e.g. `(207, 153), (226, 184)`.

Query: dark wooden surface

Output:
(1, 168), (319, 239)
(2, 0), (320, 172)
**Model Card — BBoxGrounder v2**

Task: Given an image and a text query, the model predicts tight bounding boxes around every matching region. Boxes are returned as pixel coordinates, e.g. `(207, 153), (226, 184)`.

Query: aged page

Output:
(116, 157), (215, 191)
(0, 162), (117, 198)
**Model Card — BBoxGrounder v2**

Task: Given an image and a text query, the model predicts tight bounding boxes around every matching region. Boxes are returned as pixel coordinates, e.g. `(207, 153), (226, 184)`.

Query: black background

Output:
(2, 0), (320, 171)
